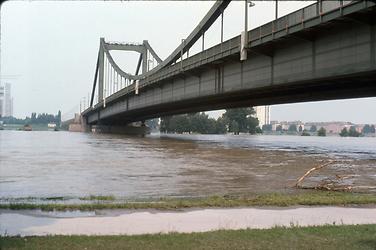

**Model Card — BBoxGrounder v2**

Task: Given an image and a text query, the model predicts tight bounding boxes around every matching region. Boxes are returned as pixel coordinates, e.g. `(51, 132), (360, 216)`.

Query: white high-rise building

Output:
(254, 105), (270, 127)
(0, 85), (4, 118)
(4, 83), (13, 117)
(0, 83), (13, 117)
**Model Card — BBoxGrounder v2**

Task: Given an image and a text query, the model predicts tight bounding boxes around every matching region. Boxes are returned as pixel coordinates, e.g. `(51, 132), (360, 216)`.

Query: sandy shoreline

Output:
(1, 206), (376, 236)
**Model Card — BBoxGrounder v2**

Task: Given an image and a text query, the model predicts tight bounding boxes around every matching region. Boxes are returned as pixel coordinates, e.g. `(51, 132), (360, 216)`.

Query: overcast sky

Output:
(1, 0), (375, 123)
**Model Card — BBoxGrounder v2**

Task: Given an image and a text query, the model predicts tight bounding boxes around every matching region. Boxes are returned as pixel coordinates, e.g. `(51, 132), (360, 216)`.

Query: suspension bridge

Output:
(81, 0), (376, 133)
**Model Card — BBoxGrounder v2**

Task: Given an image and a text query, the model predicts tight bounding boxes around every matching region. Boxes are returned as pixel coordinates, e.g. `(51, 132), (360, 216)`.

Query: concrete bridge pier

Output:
(68, 114), (91, 132)
(91, 123), (151, 136)
(69, 114), (150, 135)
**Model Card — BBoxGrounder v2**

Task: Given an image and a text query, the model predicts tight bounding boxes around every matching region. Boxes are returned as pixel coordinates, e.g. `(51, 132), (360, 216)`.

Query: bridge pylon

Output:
(90, 38), (162, 108)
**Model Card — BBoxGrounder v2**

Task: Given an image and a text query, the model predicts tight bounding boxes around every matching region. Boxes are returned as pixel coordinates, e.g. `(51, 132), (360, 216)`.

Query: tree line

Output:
(0, 111), (62, 126)
(339, 125), (375, 137)
(160, 108), (260, 134)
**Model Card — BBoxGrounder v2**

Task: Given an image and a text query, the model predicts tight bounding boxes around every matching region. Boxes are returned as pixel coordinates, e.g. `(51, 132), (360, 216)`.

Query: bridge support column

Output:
(81, 116), (91, 133)
(68, 114), (91, 133)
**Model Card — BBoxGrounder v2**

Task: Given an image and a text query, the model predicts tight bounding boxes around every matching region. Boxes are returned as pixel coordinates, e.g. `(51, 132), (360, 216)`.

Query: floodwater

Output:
(0, 131), (375, 202)
(1, 206), (376, 236)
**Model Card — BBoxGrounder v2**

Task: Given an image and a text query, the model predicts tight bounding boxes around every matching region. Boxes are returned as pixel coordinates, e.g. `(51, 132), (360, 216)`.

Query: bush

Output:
(339, 127), (348, 137)
(317, 127), (326, 137)
(348, 126), (361, 137)
(301, 130), (310, 136)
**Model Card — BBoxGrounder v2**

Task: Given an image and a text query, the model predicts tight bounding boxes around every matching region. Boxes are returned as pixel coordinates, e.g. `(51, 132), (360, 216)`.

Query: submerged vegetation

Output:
(1, 192), (376, 211)
(160, 108), (260, 135)
(1, 224), (376, 250)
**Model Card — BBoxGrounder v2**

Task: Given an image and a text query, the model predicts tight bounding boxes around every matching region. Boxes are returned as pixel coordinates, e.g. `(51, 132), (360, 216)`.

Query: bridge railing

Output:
(255, 0), (355, 41)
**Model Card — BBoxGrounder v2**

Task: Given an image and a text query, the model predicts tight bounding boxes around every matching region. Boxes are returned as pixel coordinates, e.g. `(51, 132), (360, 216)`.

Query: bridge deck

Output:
(84, 0), (376, 124)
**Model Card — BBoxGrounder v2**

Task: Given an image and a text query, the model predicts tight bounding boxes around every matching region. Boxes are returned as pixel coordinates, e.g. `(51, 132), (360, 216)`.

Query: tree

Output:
(0, 112), (63, 126)
(56, 110), (62, 127)
(145, 118), (159, 130)
(317, 127), (326, 137)
(215, 117), (227, 134)
(223, 108), (252, 133)
(298, 125), (303, 132)
(188, 113), (216, 134)
(348, 126), (361, 137)
(222, 107), (258, 134)
(362, 124), (375, 134)
(31, 113), (37, 124)
(288, 124), (297, 132)
(247, 116), (259, 134)
(188, 113), (202, 133)
(262, 124), (272, 132)
(339, 127), (348, 137)
(309, 125), (317, 132)
(230, 120), (239, 135)
(171, 115), (190, 133)
(276, 125), (283, 132)
(0, 116), (26, 125)
(159, 108), (260, 135)
(301, 130), (310, 136)
(160, 116), (171, 133)
(159, 113), (227, 134)
(206, 118), (217, 134)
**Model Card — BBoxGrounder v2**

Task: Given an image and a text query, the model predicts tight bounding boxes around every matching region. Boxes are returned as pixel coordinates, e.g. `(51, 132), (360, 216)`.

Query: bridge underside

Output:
(90, 70), (376, 125)
(85, 2), (376, 126)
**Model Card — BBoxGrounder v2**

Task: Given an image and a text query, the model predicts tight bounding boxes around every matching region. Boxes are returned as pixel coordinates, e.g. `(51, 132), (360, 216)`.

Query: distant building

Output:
(47, 123), (57, 128)
(0, 85), (4, 118)
(4, 83), (13, 117)
(354, 125), (363, 133)
(267, 120), (372, 135)
(254, 106), (270, 127)
(0, 83), (13, 117)
(308, 121), (353, 134)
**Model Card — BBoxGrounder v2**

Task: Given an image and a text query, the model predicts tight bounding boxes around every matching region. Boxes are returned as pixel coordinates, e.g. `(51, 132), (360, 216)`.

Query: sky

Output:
(1, 0), (375, 124)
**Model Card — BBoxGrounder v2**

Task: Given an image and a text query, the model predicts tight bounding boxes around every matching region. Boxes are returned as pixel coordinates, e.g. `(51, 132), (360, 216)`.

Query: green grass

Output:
(1, 224), (376, 250)
(42, 197), (66, 201)
(1, 191), (376, 211)
(79, 195), (115, 201)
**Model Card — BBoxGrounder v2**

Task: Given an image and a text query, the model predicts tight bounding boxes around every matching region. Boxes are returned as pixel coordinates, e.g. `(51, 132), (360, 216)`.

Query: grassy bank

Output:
(1, 224), (376, 250)
(1, 191), (376, 211)
(79, 195), (115, 201)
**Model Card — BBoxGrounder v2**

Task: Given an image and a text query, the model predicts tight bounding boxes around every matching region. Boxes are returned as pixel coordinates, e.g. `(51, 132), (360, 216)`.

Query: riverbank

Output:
(1, 191), (376, 211)
(1, 224), (375, 249)
(2, 205), (376, 236)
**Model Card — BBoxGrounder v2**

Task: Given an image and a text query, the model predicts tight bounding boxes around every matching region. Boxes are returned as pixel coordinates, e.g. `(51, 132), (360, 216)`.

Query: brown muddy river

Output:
(0, 131), (375, 202)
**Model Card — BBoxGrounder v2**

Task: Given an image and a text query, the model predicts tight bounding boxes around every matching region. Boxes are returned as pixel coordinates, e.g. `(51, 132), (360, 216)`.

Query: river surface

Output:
(0, 131), (375, 202)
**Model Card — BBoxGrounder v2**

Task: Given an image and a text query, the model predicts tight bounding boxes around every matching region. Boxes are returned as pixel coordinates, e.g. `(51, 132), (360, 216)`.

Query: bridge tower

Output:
(92, 38), (162, 108)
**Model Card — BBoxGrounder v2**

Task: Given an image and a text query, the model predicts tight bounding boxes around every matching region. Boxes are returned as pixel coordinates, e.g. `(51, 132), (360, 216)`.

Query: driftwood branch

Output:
(295, 160), (375, 192)
(295, 160), (335, 187)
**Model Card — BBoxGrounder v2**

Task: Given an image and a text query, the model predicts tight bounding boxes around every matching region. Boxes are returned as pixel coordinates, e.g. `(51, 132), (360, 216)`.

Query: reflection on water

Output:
(0, 131), (375, 200)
